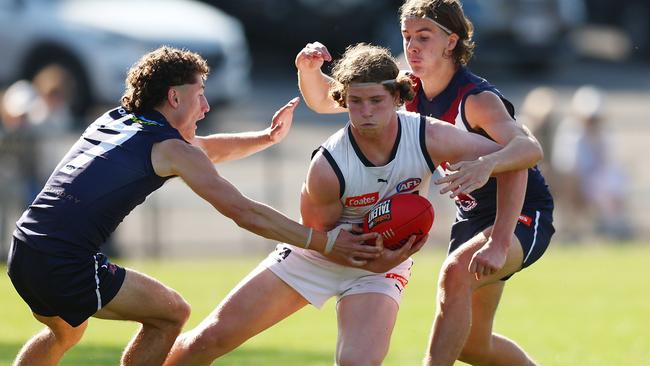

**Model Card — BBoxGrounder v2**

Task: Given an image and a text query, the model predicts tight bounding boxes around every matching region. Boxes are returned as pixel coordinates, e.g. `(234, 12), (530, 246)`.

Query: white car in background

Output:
(0, 0), (251, 123)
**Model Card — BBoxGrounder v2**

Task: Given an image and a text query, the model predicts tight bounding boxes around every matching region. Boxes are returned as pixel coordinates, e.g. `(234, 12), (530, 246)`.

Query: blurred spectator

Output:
(27, 64), (80, 188)
(518, 86), (560, 180)
(29, 64), (75, 134)
(0, 80), (41, 256)
(551, 85), (633, 241)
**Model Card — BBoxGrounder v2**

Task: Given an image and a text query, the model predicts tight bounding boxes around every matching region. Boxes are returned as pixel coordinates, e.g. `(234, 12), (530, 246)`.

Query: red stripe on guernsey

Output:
(439, 83), (476, 125)
(385, 272), (409, 287)
(518, 214), (533, 226)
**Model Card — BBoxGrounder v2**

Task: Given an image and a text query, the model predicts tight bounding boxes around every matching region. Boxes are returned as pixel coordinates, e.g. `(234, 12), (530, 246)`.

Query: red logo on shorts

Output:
(385, 272), (409, 287)
(518, 214), (532, 227)
(345, 192), (379, 207)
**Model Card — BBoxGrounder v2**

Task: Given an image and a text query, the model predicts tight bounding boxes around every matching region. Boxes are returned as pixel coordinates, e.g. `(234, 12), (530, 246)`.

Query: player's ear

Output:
(168, 88), (179, 107)
(446, 33), (459, 52)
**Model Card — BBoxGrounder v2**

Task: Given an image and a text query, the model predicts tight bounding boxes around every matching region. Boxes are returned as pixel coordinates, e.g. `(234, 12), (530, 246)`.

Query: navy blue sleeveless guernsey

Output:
(14, 107), (183, 256)
(405, 67), (553, 218)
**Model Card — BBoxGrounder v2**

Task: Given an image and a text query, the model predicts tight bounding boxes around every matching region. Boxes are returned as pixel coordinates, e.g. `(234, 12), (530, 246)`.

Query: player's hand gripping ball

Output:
(362, 193), (434, 250)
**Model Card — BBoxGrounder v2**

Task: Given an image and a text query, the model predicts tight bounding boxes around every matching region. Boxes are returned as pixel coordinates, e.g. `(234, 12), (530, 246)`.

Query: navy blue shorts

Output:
(448, 206), (554, 278)
(7, 237), (126, 327)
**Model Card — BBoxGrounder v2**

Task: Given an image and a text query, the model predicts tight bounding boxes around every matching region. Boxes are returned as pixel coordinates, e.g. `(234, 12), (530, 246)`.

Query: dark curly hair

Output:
(329, 43), (414, 108)
(121, 46), (209, 113)
(399, 0), (475, 66)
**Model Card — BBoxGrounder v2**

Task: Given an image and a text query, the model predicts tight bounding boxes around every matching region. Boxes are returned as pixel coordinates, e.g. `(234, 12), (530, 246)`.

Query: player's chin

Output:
(357, 125), (381, 136)
(359, 124), (379, 131)
(408, 64), (424, 76)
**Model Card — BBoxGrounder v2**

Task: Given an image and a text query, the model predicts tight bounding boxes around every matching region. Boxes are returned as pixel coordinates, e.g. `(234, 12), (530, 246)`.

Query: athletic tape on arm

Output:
(304, 227), (313, 249)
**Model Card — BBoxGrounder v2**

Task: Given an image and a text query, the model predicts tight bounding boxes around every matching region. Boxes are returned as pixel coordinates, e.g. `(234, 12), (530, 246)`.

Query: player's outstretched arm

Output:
(192, 97), (299, 163)
(464, 91), (543, 173)
(152, 139), (379, 263)
(425, 118), (503, 197)
(435, 92), (542, 197)
(295, 42), (347, 114)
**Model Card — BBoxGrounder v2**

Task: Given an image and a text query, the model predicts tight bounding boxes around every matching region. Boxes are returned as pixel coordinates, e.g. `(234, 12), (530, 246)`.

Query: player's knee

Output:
(338, 348), (385, 366)
(147, 291), (191, 333)
(184, 325), (238, 359)
(50, 320), (88, 350)
(439, 255), (472, 290)
(458, 341), (491, 365)
(165, 330), (224, 365)
(175, 296), (192, 325)
(165, 290), (192, 326)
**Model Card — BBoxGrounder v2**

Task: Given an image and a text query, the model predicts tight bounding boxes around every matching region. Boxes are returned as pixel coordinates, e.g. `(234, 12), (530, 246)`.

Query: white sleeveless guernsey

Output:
(319, 110), (436, 226)
(257, 111), (435, 308)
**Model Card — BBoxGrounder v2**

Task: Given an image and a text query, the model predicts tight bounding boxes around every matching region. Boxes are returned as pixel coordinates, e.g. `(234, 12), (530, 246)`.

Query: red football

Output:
(362, 193), (434, 250)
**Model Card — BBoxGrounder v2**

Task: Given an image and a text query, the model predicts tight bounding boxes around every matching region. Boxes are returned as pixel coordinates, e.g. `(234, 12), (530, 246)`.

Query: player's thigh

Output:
(448, 228), (524, 287)
(33, 313), (88, 344)
(336, 293), (399, 358)
(480, 226), (525, 282)
(93, 268), (187, 323)
(196, 266), (309, 340)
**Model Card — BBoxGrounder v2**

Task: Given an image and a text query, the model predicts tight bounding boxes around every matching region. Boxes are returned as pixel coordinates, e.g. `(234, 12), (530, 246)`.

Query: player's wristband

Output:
(304, 227), (313, 249)
(325, 224), (352, 254)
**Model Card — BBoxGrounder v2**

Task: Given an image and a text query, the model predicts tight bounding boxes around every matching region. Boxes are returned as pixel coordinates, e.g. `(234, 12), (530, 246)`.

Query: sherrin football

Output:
(362, 193), (434, 250)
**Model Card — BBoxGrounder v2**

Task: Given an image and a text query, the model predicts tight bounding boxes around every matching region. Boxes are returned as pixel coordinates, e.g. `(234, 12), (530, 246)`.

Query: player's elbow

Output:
(223, 200), (264, 233)
(530, 138), (544, 166)
(303, 97), (330, 114)
(222, 202), (250, 227)
(535, 140), (544, 162)
(208, 151), (236, 164)
(301, 91), (342, 114)
(521, 126), (544, 164)
(515, 135), (543, 168)
(528, 134), (544, 161)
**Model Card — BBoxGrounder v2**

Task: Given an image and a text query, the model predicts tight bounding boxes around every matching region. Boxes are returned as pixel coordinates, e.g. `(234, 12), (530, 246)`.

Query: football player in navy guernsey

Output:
(6, 46), (382, 366)
(165, 44), (525, 366)
(296, 1), (555, 364)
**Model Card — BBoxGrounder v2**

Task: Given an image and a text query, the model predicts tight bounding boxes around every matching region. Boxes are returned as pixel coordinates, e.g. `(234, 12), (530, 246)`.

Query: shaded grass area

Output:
(1, 244), (648, 365)
(0, 343), (124, 365)
(0, 343), (335, 366)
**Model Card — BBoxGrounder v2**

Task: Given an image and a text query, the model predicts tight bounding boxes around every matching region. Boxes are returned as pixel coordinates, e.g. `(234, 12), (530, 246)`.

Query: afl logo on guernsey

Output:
(345, 192), (379, 207)
(396, 178), (421, 193)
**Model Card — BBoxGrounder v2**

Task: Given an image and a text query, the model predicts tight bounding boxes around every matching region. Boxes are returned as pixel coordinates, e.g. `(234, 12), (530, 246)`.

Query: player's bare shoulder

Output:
(422, 115), (485, 164)
(304, 149), (340, 204)
(464, 91), (514, 128)
(423, 115), (457, 141)
(152, 138), (204, 177)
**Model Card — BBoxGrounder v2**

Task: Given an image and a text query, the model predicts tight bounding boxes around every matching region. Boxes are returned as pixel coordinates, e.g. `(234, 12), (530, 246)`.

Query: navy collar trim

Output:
(347, 117), (402, 167)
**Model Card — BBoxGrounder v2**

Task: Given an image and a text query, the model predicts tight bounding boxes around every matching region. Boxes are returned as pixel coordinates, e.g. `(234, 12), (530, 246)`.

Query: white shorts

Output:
(258, 243), (414, 308)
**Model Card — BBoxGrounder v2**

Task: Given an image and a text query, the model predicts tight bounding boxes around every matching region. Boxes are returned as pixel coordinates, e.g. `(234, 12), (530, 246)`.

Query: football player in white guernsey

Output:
(164, 44), (526, 366)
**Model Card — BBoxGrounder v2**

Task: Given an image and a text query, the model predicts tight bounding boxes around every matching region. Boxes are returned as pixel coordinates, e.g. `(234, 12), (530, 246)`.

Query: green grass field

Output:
(1, 244), (648, 365)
